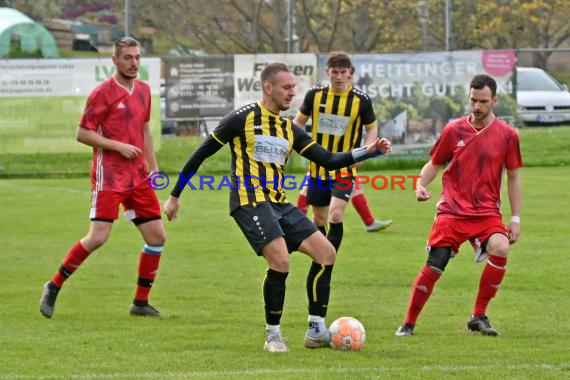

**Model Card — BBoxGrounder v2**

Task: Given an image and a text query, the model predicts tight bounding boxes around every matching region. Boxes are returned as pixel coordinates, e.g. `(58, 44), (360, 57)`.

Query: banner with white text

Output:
(163, 56), (234, 119)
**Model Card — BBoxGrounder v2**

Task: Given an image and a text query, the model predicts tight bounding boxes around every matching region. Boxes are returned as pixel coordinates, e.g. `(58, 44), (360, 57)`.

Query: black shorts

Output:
(307, 177), (355, 207)
(231, 202), (318, 255)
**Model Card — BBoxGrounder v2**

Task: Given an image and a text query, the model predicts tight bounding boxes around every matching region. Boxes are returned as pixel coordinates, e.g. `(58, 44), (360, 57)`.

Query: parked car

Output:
(516, 67), (570, 124)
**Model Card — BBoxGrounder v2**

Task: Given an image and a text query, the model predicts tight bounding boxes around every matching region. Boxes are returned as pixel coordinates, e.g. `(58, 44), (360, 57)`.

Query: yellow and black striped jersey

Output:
(299, 84), (376, 179)
(212, 102), (314, 212)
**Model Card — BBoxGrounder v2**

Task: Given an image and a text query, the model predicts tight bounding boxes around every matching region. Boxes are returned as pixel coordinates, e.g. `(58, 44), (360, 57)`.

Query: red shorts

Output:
(89, 180), (161, 222)
(427, 215), (508, 262)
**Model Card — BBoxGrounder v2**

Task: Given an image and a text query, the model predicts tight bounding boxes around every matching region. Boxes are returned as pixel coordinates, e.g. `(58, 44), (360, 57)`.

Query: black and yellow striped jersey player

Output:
(165, 63), (391, 353)
(294, 52), (391, 253)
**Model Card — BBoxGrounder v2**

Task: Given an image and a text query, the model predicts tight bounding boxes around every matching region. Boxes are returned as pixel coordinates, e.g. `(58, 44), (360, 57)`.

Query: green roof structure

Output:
(0, 7), (59, 57)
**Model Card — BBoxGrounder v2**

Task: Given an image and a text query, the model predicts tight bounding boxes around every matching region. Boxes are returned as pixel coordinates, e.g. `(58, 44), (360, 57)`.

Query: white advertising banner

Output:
(0, 58), (161, 97)
(349, 50), (515, 99)
(234, 54), (317, 118)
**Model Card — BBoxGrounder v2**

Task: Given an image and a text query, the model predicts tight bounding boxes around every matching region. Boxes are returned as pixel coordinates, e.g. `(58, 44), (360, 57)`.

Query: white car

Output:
(516, 67), (570, 124)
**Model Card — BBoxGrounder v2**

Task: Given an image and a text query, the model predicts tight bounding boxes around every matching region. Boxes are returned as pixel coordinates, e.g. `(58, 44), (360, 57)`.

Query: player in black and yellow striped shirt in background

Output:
(296, 64), (393, 233)
(293, 52), (392, 253)
(164, 63), (391, 353)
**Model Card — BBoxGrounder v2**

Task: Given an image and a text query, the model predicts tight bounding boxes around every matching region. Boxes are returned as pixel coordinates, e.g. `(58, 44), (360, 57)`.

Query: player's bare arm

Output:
(363, 122), (379, 146)
(76, 127), (142, 159)
(416, 160), (441, 201)
(293, 112), (309, 128)
(507, 168), (521, 244)
(352, 122), (379, 169)
(143, 123), (159, 173)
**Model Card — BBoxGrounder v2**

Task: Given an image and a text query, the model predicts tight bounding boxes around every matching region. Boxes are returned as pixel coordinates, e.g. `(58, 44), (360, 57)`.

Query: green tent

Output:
(0, 7), (59, 58)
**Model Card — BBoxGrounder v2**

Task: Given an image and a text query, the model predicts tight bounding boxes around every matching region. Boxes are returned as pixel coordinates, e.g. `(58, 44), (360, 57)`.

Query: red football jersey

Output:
(80, 77), (151, 192)
(430, 115), (523, 218)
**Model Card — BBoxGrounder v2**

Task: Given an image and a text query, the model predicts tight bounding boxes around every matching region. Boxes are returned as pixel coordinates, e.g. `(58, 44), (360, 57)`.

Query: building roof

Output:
(0, 7), (59, 57)
(0, 7), (34, 31)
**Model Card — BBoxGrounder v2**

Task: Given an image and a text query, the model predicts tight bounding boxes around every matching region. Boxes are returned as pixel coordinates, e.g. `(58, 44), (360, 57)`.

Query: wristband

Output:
(352, 145), (383, 163)
(510, 216), (520, 224)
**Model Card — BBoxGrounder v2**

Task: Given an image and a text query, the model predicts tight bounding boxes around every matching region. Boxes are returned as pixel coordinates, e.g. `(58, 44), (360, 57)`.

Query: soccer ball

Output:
(329, 317), (366, 351)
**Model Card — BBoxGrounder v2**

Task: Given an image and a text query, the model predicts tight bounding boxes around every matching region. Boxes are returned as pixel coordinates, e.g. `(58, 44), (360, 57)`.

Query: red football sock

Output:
(351, 194), (375, 226)
(473, 255), (507, 317)
(134, 248), (162, 304)
(51, 240), (91, 288)
(404, 264), (441, 326)
(297, 193), (309, 215)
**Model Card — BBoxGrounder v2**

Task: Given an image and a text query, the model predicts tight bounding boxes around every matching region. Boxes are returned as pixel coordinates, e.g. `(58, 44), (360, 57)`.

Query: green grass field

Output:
(1, 167), (568, 379)
(0, 96), (161, 154)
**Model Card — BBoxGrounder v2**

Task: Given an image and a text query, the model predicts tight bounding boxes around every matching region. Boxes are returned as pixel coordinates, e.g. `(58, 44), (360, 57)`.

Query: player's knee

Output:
(316, 240), (336, 265)
(147, 229), (166, 246)
(313, 214), (327, 227)
(328, 208), (344, 223)
(270, 258), (290, 272)
(85, 233), (109, 250)
(426, 247), (452, 274)
(486, 236), (509, 258)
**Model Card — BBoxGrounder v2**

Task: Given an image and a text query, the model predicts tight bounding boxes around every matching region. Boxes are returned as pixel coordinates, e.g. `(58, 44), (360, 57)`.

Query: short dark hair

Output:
(113, 37), (140, 56)
(470, 74), (497, 97)
(326, 51), (352, 69)
(260, 63), (290, 84)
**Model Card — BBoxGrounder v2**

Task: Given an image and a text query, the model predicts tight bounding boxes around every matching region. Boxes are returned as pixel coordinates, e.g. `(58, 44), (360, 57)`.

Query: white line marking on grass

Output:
(0, 181), (90, 195)
(2, 363), (569, 379)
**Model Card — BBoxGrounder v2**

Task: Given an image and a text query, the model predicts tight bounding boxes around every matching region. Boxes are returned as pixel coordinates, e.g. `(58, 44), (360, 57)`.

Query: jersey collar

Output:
(258, 101), (280, 116)
(467, 114), (495, 134)
(328, 83), (352, 95)
(112, 76), (135, 95)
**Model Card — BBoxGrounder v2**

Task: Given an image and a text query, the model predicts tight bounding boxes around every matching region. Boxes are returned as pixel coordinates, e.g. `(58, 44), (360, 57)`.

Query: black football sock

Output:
(306, 262), (333, 317)
(327, 222), (343, 252)
(263, 268), (288, 325)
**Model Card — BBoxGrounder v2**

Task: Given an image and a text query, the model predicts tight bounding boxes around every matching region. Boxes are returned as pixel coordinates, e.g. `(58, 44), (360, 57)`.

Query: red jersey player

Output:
(395, 74), (523, 337)
(40, 37), (166, 318)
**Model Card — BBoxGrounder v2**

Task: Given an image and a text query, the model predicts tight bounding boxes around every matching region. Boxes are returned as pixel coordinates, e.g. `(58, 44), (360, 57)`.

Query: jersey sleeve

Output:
(430, 125), (455, 165)
(359, 94), (376, 127)
(505, 129), (523, 170)
(79, 89), (107, 131)
(211, 110), (244, 144)
(292, 123), (316, 154)
(298, 88), (316, 117)
(292, 124), (356, 169)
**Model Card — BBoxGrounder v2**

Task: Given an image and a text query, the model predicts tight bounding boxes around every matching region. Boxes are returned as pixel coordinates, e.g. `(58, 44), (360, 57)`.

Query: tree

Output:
(132, 0), (422, 54)
(132, 0), (289, 54)
(297, 0), (421, 52)
(1, 0), (70, 20)
(520, 0), (570, 69)
(423, 0), (570, 69)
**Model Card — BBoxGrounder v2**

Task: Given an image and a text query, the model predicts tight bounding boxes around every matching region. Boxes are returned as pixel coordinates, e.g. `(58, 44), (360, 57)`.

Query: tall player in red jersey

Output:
(395, 74), (523, 337)
(40, 37), (166, 318)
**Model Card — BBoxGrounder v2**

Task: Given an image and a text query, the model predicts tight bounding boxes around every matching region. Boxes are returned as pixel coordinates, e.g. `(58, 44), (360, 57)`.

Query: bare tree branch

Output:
(325, 0), (343, 51)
